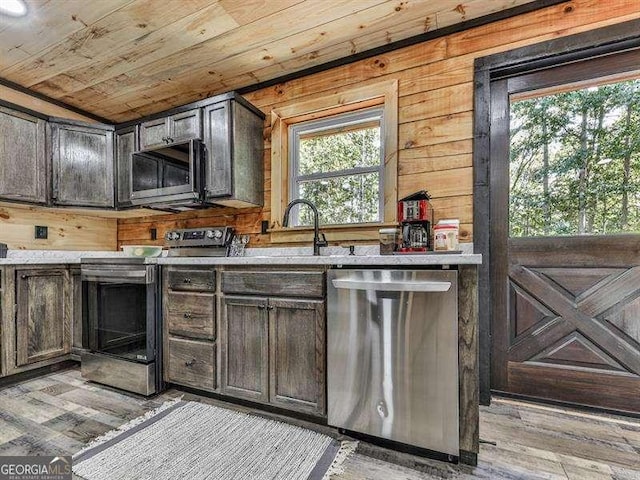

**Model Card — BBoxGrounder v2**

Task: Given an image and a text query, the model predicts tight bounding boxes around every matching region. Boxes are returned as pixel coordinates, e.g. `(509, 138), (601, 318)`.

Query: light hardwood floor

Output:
(0, 367), (638, 479)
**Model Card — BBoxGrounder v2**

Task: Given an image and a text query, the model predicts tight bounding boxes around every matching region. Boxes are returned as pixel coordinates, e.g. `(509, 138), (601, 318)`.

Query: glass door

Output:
(85, 279), (155, 364)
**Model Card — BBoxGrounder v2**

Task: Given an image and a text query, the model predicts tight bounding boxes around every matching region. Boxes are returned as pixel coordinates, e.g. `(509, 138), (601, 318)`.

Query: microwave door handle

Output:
(331, 279), (451, 292)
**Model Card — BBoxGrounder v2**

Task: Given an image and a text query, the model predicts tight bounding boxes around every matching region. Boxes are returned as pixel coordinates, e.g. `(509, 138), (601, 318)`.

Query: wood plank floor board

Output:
(41, 412), (114, 444)
(26, 390), (129, 428)
(0, 368), (639, 480)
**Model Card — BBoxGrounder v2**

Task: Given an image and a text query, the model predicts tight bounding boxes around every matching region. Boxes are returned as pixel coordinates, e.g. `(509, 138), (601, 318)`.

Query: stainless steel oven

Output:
(81, 258), (162, 395)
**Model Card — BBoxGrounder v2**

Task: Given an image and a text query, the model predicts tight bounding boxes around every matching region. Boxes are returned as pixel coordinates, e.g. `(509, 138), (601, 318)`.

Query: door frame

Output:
(473, 19), (640, 405)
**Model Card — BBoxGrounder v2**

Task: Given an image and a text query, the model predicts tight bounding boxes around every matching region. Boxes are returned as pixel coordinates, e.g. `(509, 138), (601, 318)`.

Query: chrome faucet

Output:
(282, 199), (328, 256)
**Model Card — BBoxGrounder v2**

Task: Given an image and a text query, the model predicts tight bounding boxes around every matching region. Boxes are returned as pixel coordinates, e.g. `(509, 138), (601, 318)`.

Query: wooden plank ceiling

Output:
(0, 0), (536, 122)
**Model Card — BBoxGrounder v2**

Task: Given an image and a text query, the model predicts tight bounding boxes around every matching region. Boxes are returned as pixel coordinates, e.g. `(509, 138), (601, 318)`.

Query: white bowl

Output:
(121, 245), (163, 257)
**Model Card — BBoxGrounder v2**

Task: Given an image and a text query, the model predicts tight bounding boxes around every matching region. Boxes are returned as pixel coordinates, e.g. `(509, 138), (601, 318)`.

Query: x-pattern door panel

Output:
(503, 239), (640, 413)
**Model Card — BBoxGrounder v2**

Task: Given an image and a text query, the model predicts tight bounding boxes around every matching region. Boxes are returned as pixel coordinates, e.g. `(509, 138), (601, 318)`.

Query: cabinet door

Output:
(169, 109), (201, 142)
(203, 101), (232, 198)
(16, 269), (70, 366)
(0, 107), (47, 204)
(139, 117), (168, 150)
(221, 295), (269, 402)
(269, 298), (326, 415)
(115, 126), (136, 207)
(51, 123), (115, 207)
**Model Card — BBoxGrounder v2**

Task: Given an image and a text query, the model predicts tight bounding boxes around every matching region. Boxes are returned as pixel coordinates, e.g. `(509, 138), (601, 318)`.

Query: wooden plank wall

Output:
(0, 88), (118, 251)
(0, 203), (117, 251)
(0, 85), (95, 122)
(118, 0), (640, 248)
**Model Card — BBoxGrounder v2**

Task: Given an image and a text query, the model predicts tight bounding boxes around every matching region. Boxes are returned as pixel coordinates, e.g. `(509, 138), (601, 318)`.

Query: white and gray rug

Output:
(72, 400), (356, 480)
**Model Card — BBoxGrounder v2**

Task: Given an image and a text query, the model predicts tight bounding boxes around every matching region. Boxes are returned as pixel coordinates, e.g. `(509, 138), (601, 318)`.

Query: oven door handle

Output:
(81, 269), (154, 284)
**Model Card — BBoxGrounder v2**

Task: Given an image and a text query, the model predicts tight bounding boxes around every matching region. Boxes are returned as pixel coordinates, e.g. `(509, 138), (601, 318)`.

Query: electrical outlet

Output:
(35, 226), (48, 239)
(150, 228), (157, 240)
(261, 220), (269, 234)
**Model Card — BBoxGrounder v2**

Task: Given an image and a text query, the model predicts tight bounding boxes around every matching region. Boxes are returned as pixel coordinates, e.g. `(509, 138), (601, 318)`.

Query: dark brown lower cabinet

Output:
(221, 294), (326, 416)
(220, 295), (269, 403)
(269, 298), (326, 415)
(167, 337), (216, 391)
(16, 268), (71, 366)
(163, 267), (217, 392)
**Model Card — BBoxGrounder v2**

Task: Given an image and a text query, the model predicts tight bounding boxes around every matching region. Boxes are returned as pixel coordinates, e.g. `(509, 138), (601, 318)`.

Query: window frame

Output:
(269, 79), (398, 244)
(287, 107), (385, 226)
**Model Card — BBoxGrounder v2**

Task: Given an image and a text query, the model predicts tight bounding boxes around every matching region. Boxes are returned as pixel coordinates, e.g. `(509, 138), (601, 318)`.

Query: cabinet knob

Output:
(20, 275), (28, 279)
(183, 278), (191, 284)
(183, 312), (192, 319)
(185, 359), (196, 367)
(267, 305), (274, 311)
(257, 304), (266, 310)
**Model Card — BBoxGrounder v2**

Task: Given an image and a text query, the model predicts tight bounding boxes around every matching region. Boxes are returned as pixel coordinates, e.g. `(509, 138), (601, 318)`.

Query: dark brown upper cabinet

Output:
(139, 108), (201, 151)
(50, 120), (115, 208)
(0, 106), (48, 204)
(115, 126), (136, 208)
(204, 97), (264, 208)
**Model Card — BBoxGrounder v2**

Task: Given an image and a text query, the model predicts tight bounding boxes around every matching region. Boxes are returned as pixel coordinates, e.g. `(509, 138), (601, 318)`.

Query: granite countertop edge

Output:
(0, 245), (482, 266)
(155, 253), (482, 266)
(0, 254), (482, 266)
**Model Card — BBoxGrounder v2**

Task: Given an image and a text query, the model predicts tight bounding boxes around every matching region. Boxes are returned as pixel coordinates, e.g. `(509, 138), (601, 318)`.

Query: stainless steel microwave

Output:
(130, 139), (205, 208)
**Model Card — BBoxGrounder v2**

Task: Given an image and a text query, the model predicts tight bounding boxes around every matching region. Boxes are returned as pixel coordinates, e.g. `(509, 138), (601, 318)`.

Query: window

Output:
(509, 77), (640, 236)
(269, 79), (398, 243)
(288, 108), (384, 226)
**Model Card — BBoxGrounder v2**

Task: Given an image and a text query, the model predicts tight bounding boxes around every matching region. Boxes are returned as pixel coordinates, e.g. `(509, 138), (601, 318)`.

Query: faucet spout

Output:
(282, 199), (328, 256)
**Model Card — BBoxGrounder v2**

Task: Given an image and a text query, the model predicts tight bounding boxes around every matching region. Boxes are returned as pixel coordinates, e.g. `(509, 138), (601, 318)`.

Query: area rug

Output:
(72, 400), (357, 480)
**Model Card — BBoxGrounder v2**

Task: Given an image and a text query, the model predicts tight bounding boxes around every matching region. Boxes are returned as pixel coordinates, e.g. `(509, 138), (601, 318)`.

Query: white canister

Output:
(433, 219), (459, 251)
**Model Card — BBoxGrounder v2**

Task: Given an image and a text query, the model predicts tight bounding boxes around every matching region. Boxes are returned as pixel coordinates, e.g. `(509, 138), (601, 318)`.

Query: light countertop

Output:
(155, 253), (482, 266)
(0, 245), (482, 266)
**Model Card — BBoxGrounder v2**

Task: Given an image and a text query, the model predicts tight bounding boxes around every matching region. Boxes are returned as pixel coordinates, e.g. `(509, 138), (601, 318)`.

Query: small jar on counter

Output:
(433, 219), (460, 251)
(379, 228), (398, 255)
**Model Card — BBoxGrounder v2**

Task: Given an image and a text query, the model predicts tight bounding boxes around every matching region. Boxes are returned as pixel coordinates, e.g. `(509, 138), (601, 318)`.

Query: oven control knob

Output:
(207, 230), (223, 239)
(166, 231), (180, 241)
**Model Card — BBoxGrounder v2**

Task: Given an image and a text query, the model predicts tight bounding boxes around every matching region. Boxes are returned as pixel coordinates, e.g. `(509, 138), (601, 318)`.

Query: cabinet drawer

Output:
(166, 291), (215, 340)
(167, 337), (215, 391)
(167, 268), (215, 292)
(222, 271), (324, 298)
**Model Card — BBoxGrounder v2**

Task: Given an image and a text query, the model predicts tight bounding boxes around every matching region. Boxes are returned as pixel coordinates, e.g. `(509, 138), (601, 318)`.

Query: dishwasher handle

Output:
(331, 278), (451, 292)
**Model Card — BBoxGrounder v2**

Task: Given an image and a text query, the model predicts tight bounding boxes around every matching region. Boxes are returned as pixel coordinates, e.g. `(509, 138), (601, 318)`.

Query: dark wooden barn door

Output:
(503, 237), (640, 413)
(489, 49), (640, 413)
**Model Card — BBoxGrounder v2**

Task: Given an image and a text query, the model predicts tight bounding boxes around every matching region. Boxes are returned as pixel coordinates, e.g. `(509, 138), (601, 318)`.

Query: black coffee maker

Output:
(397, 190), (432, 253)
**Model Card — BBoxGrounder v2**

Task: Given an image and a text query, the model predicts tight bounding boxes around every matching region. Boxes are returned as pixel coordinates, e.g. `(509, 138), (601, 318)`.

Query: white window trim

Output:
(287, 107), (385, 226)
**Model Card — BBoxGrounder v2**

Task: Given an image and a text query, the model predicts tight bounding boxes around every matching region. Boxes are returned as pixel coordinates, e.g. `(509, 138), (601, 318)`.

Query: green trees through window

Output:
(289, 108), (383, 226)
(509, 78), (640, 237)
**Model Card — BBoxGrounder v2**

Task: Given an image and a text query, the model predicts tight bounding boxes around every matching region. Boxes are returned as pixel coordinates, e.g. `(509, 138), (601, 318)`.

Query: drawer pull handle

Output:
(184, 312), (192, 319)
(185, 359), (196, 367)
(257, 304), (266, 310)
(183, 278), (192, 284)
(267, 305), (274, 311)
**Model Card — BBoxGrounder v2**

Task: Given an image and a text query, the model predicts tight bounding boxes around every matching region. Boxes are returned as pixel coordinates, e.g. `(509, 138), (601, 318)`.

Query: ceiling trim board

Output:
(237, 0), (569, 96)
(0, 77), (111, 124)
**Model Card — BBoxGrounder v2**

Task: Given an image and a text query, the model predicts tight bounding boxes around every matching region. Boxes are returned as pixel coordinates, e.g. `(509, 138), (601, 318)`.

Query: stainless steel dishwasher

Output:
(327, 269), (459, 457)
